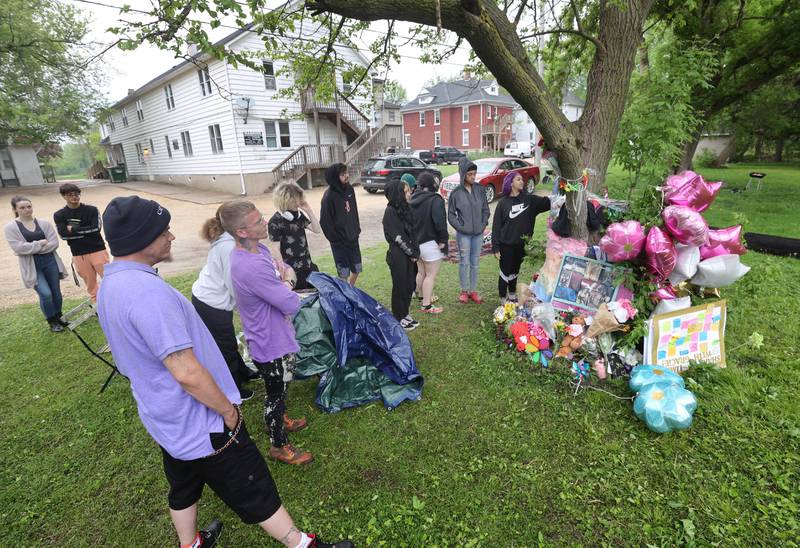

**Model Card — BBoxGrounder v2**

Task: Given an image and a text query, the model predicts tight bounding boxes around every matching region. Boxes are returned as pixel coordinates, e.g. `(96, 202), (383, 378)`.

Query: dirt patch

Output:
(0, 180), (392, 311)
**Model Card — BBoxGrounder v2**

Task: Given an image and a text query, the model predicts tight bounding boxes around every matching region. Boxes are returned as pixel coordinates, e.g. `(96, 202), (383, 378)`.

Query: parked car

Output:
(361, 155), (443, 193)
(411, 149), (429, 159)
(438, 157), (539, 203)
(504, 141), (533, 158)
(419, 146), (467, 165)
(384, 146), (412, 155)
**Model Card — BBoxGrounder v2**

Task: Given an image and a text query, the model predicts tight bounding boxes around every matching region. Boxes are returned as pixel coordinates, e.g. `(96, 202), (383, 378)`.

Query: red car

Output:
(438, 157), (540, 203)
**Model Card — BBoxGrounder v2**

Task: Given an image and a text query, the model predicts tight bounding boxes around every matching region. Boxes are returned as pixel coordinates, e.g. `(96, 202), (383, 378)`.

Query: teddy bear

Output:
(556, 315), (586, 358)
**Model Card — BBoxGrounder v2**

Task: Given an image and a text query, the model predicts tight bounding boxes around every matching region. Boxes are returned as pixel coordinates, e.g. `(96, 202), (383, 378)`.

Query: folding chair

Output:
(745, 171), (766, 191)
(62, 299), (124, 393)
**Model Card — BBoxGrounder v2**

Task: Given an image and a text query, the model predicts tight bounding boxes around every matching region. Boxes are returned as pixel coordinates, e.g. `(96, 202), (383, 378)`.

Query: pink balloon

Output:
(650, 283), (677, 302)
(645, 226), (677, 280)
(663, 205), (709, 246)
(700, 225), (747, 260)
(599, 220), (646, 262)
(664, 171), (723, 212)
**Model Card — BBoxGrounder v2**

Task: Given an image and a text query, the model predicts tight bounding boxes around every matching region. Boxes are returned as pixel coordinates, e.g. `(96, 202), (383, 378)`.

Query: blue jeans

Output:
(33, 253), (63, 320)
(456, 232), (483, 292)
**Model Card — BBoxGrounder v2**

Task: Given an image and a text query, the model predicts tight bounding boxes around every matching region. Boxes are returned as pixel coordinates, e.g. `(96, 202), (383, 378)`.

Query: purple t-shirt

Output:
(230, 243), (300, 363)
(97, 261), (241, 461)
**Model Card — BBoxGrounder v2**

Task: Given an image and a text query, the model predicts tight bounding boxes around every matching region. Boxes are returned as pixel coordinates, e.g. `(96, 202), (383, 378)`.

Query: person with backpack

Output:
(491, 171), (551, 302)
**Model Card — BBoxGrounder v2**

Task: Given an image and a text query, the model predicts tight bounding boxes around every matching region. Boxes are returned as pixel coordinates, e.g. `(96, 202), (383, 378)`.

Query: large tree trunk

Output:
(678, 127), (703, 171)
(754, 132), (764, 160)
(309, 0), (654, 241)
(774, 137), (784, 162)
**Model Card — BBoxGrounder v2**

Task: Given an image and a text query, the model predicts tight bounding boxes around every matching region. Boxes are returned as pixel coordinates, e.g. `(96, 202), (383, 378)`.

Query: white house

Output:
(512, 91), (586, 144)
(0, 144), (45, 187)
(99, 23), (383, 195)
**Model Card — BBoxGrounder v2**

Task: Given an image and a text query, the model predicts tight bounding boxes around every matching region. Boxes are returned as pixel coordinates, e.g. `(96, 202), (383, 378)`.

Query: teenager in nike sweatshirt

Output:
(491, 171), (551, 302)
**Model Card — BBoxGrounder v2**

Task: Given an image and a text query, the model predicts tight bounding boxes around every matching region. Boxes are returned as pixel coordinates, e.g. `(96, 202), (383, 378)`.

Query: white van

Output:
(504, 141), (533, 158)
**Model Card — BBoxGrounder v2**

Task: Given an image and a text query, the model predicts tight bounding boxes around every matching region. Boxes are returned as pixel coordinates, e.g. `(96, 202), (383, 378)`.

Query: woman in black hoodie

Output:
(320, 163), (362, 285)
(409, 172), (448, 314)
(383, 179), (420, 331)
(491, 171), (551, 302)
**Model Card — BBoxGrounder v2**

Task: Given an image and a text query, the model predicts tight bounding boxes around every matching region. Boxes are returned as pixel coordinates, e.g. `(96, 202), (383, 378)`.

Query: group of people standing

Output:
(3, 157), (551, 548)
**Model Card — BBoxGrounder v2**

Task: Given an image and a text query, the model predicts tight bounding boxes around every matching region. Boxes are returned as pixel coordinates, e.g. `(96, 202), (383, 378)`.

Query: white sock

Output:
(293, 532), (312, 548)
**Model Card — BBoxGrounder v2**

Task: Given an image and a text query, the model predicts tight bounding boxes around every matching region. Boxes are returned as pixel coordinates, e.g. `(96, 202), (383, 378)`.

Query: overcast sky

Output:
(67, 0), (474, 106)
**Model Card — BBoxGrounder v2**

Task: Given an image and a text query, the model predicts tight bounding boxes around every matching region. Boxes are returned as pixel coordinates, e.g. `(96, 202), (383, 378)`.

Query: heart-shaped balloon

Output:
(645, 227), (677, 280)
(668, 244), (701, 285)
(664, 171), (723, 212)
(663, 205), (709, 246)
(700, 225), (747, 260)
(690, 254), (751, 288)
(599, 220), (647, 262)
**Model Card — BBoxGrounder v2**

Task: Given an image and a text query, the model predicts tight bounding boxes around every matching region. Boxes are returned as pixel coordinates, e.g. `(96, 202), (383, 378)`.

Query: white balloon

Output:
(668, 244), (701, 285)
(690, 254), (751, 288)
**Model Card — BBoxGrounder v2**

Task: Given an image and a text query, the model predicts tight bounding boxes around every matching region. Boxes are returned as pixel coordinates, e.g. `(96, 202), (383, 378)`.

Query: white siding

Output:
(104, 23), (373, 180)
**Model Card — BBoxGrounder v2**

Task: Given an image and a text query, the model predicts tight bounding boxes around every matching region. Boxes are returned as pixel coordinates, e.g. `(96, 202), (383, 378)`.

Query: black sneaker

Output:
(48, 320), (64, 333)
(400, 318), (417, 331)
(244, 368), (260, 381)
(199, 519), (223, 547)
(404, 315), (420, 327)
(308, 533), (354, 548)
(239, 388), (254, 402)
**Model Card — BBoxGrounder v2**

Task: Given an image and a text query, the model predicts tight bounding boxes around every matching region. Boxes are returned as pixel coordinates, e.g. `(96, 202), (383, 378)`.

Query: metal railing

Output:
(300, 88), (370, 136)
(271, 144), (343, 186)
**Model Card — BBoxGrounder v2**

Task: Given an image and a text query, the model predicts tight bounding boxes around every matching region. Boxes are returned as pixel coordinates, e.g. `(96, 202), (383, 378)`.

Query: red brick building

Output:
(401, 79), (516, 153)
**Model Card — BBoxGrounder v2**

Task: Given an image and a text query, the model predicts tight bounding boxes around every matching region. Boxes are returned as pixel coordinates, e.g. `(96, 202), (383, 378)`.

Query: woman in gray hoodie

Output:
(447, 158), (490, 303)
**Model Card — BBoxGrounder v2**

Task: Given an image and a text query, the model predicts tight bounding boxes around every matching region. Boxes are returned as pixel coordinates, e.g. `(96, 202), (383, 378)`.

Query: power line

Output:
(71, 0), (471, 67)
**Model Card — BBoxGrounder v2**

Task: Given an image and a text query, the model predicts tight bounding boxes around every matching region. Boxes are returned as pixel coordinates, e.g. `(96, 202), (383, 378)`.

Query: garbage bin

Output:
(109, 164), (127, 183)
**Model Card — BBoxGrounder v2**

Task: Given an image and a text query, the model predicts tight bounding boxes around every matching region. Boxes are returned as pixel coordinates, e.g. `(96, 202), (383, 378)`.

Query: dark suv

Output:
(361, 155), (443, 193)
(419, 146), (467, 165)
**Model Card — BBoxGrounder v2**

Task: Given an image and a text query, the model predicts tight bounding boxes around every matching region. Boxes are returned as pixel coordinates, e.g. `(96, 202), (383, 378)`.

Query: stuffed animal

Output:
(556, 316), (586, 358)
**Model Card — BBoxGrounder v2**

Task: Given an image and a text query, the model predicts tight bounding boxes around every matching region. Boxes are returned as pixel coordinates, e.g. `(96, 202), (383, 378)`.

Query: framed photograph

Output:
(552, 254), (622, 314)
(644, 300), (727, 372)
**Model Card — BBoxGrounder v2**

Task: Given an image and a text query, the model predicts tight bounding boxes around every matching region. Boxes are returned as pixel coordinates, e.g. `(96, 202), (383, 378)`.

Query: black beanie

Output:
(103, 196), (171, 256)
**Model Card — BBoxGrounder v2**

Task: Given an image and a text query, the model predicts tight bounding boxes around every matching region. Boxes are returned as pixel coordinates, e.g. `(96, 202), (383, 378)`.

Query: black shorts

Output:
(161, 422), (282, 524)
(330, 241), (362, 278)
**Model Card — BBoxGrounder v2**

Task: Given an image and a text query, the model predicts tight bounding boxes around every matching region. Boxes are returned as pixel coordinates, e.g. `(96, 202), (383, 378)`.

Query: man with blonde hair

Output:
(268, 183), (321, 290)
(220, 200), (312, 466)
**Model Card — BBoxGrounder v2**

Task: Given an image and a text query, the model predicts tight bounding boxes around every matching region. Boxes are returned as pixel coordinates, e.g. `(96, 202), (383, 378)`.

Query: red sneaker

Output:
(469, 292), (483, 304)
(459, 291), (469, 303)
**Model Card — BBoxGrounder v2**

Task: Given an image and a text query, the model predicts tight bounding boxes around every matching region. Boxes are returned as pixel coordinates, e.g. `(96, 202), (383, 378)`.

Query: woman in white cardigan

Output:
(4, 196), (68, 332)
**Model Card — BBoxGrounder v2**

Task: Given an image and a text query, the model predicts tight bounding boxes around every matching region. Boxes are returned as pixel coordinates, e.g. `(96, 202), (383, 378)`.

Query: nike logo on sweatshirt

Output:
(508, 203), (529, 219)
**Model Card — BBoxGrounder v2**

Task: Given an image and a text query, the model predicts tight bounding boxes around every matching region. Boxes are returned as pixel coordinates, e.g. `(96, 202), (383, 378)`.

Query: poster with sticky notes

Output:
(644, 300), (727, 372)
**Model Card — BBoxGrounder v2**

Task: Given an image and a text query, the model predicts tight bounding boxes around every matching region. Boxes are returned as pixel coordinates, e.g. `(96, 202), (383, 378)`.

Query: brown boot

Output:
(269, 444), (314, 465)
(283, 413), (308, 432)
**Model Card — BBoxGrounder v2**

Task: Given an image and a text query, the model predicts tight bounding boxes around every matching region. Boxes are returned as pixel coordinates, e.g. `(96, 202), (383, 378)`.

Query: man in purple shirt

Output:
(98, 196), (352, 548)
(220, 200), (313, 466)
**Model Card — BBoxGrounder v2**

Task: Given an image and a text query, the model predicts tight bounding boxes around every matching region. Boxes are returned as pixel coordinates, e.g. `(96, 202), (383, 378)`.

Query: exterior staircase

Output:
(271, 87), (401, 190)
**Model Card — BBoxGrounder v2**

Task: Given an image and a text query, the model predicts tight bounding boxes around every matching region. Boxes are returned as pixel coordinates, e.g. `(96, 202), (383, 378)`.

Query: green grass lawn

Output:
(1, 163), (798, 546)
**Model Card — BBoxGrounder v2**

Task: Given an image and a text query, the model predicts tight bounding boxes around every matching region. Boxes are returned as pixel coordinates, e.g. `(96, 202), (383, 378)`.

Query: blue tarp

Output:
(292, 273), (423, 412)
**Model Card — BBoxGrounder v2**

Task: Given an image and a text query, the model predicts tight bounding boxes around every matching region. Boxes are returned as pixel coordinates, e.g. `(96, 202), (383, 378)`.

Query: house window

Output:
(434, 131), (441, 147)
(108, 117), (115, 131)
(264, 121), (291, 148)
(462, 129), (469, 146)
(136, 99), (144, 121)
(165, 85), (175, 110)
(462, 105), (469, 123)
(419, 111), (425, 127)
(135, 143), (144, 164)
(148, 138), (155, 156)
(198, 67), (212, 96)
(208, 124), (224, 154)
(342, 77), (352, 95)
(487, 106), (492, 119)
(164, 136), (172, 158)
(388, 110), (396, 122)
(180, 130), (193, 157)
(434, 109), (440, 125)
(263, 61), (276, 91)
(121, 107), (129, 127)
(404, 134), (411, 148)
